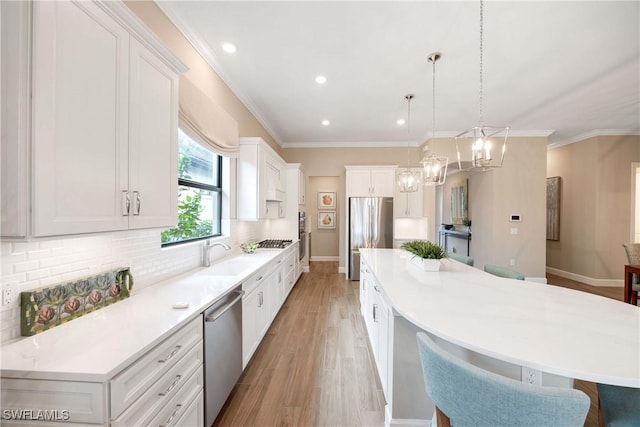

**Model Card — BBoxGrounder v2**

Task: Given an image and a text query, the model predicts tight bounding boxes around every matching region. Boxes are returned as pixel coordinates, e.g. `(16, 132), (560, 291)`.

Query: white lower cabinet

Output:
(242, 246), (299, 369)
(360, 260), (392, 398)
(1, 316), (204, 425)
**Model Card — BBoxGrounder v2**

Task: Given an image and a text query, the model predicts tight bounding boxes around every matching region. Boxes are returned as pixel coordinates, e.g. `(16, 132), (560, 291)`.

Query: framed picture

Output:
(318, 211), (336, 230)
(318, 191), (336, 209)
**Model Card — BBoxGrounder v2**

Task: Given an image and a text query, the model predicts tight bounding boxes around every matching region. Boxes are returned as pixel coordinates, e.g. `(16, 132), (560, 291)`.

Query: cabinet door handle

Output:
(373, 304), (378, 322)
(133, 191), (141, 215)
(122, 191), (130, 216)
(257, 275), (263, 282)
(374, 285), (379, 292)
(159, 403), (183, 427)
(158, 345), (182, 363)
(158, 375), (182, 396)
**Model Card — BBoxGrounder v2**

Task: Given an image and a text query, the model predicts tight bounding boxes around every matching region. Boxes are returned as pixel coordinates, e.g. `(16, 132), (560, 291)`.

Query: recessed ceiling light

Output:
(397, 119), (406, 126)
(222, 42), (237, 53)
(321, 120), (330, 126)
(315, 75), (327, 85)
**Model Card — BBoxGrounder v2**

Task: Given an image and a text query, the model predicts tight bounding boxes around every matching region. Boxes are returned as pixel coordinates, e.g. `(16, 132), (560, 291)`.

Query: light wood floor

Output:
(213, 262), (385, 427)
(212, 265), (626, 427)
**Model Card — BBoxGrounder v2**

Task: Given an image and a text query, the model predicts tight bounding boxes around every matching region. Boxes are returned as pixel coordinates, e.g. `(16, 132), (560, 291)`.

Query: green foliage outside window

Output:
(161, 142), (214, 244)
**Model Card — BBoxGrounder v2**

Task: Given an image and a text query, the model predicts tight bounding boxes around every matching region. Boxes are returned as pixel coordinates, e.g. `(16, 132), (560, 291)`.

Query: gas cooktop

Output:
(258, 239), (293, 249)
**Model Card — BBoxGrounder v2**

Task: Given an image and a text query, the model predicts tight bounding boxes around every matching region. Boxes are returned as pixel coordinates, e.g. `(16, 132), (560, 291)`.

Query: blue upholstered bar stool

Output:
(416, 332), (590, 427)
(446, 252), (474, 266)
(484, 264), (525, 280)
(596, 383), (640, 426)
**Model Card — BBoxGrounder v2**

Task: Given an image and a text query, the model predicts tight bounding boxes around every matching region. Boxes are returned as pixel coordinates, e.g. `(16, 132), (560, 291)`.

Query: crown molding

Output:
(157, 2), (284, 146)
(548, 129), (640, 150)
(281, 140), (423, 149)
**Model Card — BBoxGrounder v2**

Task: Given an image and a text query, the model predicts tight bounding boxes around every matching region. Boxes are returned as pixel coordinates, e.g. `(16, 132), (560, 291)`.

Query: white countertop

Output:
(0, 248), (289, 383)
(360, 248), (640, 388)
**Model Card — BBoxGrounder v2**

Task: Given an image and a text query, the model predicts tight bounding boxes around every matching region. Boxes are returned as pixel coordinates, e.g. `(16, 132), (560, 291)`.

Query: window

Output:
(161, 130), (222, 246)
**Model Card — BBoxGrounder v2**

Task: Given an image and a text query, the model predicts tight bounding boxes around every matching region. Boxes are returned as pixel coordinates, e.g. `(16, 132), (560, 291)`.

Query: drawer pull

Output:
(158, 374), (182, 396)
(160, 403), (182, 427)
(257, 275), (263, 281)
(158, 345), (182, 363)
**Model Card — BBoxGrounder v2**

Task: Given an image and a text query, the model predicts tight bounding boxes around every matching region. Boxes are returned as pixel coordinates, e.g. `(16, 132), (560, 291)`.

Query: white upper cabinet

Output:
(128, 39), (179, 229)
(237, 138), (287, 220)
(394, 168), (423, 218)
(1, 0), (186, 238)
(31, 1), (132, 236)
(346, 166), (397, 197)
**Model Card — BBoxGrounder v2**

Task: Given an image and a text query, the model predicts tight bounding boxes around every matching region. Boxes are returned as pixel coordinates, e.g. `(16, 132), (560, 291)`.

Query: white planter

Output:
(407, 257), (441, 272)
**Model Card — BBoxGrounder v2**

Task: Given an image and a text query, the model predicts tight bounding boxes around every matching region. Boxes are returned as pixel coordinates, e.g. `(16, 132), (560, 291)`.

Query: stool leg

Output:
(632, 291), (638, 305)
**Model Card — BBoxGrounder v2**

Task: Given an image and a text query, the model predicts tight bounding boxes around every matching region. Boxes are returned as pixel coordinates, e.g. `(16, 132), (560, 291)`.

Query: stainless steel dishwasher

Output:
(204, 286), (244, 427)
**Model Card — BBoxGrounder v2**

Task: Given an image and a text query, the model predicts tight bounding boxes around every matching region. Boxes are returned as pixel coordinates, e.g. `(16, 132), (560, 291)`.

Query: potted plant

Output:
(401, 240), (447, 271)
(463, 218), (472, 232)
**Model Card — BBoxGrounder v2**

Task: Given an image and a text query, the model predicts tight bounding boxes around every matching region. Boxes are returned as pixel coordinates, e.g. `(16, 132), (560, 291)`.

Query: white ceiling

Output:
(158, 1), (640, 148)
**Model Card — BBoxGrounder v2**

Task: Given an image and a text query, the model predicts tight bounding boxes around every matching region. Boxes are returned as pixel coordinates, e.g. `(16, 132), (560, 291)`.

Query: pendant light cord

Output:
(406, 94), (413, 169)
(479, 0), (484, 125)
(432, 56), (436, 142)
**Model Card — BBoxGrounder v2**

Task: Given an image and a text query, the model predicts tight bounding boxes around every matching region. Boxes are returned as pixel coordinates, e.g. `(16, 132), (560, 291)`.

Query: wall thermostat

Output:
(510, 214), (522, 222)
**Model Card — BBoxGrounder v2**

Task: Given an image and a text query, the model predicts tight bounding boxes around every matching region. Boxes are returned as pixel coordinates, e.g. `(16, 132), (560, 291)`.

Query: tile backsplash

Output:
(0, 220), (268, 344)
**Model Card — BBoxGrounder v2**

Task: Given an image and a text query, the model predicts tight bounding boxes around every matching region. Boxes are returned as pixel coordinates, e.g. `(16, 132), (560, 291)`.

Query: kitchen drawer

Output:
(241, 267), (268, 295)
(0, 378), (106, 424)
(147, 368), (204, 427)
(109, 315), (203, 419)
(112, 341), (203, 426)
(173, 389), (204, 427)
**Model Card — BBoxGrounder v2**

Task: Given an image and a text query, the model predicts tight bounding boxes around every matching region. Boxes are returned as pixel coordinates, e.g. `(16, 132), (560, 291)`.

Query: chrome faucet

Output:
(202, 240), (232, 267)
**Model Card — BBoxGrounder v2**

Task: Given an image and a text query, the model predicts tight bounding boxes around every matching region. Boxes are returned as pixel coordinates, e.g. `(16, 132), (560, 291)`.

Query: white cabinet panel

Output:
(346, 167), (396, 197)
(371, 169), (396, 197)
(237, 138), (287, 221)
(31, 0), (130, 236)
(346, 169), (373, 197)
(394, 169), (423, 218)
(128, 38), (179, 229)
(1, 1), (30, 237)
(4, 0), (184, 238)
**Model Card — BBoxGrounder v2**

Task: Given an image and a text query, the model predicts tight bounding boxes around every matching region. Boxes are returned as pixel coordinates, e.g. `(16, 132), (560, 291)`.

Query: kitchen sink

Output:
(203, 259), (256, 277)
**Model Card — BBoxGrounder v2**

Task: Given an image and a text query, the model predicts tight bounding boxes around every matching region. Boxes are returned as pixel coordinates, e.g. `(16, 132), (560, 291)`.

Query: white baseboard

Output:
(389, 418), (430, 427)
(302, 266), (310, 272)
(546, 267), (623, 287)
(310, 256), (339, 262)
(338, 266), (345, 274)
(524, 277), (547, 284)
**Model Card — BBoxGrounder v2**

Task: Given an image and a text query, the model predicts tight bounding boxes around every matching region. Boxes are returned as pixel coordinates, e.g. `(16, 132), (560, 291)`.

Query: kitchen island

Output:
(359, 248), (640, 426)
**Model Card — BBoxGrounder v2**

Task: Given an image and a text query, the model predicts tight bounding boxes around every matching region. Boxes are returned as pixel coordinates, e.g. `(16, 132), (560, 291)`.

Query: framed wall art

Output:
(318, 211), (336, 230)
(546, 176), (561, 241)
(318, 191), (336, 209)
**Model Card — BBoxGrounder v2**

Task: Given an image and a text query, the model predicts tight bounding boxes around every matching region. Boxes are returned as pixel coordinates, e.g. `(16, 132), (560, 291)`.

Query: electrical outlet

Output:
(3, 287), (15, 306)
(510, 259), (516, 266)
(521, 367), (542, 385)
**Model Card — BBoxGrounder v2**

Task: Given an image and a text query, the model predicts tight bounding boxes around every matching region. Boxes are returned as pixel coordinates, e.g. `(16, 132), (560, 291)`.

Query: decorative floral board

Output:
(20, 268), (133, 336)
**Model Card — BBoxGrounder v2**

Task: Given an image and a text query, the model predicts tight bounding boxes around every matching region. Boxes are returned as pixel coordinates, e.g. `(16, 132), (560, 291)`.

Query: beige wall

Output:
(422, 137), (548, 278)
(308, 177), (340, 258)
(547, 135), (640, 282)
(123, 1), (282, 155)
(470, 137), (548, 278)
(283, 147), (421, 270)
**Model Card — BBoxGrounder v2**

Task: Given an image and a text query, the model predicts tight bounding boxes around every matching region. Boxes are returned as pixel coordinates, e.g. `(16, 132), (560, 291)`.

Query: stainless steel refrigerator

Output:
(348, 197), (394, 280)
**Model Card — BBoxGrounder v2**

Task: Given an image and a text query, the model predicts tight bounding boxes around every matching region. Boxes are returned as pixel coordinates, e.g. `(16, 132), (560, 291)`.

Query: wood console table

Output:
(624, 264), (640, 304)
(439, 229), (471, 256)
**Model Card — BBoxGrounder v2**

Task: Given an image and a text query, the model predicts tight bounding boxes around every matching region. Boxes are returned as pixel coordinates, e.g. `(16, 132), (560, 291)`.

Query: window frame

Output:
(161, 139), (224, 248)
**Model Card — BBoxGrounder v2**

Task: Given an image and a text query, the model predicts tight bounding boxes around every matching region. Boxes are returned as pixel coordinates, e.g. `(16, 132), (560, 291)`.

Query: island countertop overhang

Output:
(359, 248), (640, 388)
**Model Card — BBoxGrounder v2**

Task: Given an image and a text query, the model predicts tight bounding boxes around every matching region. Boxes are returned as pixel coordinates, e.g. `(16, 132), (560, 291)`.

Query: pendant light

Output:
(455, 0), (509, 171)
(421, 52), (448, 186)
(397, 94), (421, 193)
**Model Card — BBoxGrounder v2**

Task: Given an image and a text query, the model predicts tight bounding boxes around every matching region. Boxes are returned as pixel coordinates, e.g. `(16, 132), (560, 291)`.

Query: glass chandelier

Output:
(421, 52), (448, 186)
(397, 94), (421, 192)
(455, 0), (509, 171)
